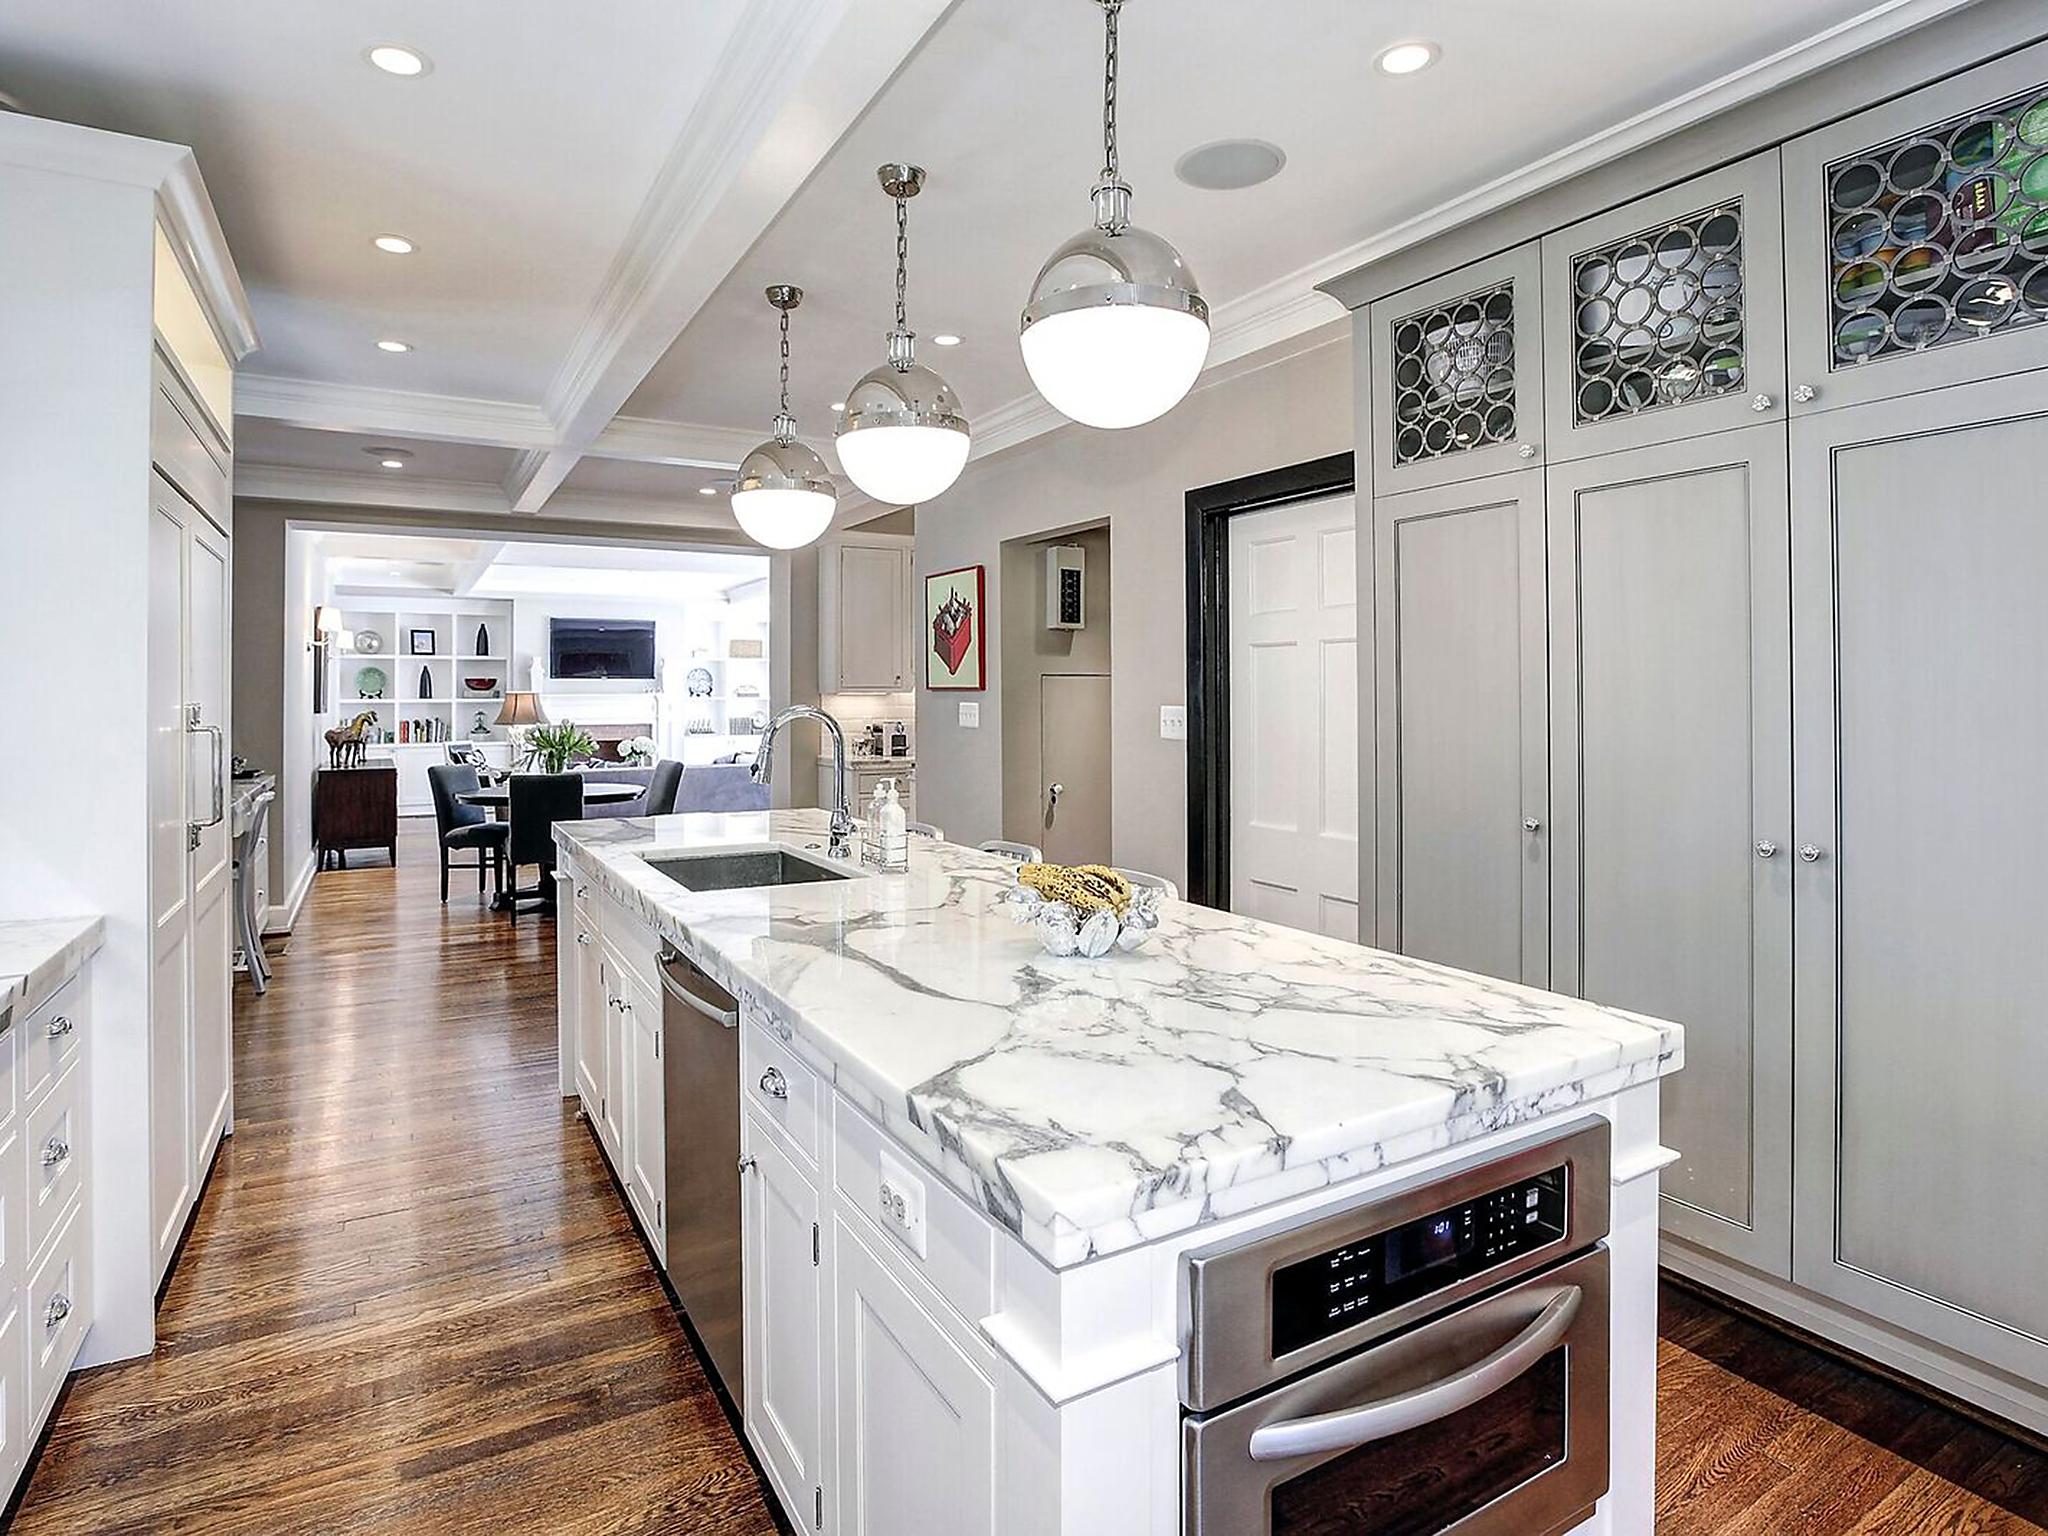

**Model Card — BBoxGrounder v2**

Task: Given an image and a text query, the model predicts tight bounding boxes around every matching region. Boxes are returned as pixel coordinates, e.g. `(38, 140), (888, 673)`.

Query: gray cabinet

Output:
(820, 536), (914, 693)
(1369, 243), (1546, 495)
(1541, 152), (1788, 461)
(1545, 425), (1792, 1276)
(1784, 43), (2048, 419)
(1790, 368), (2048, 1383)
(1371, 469), (1548, 985)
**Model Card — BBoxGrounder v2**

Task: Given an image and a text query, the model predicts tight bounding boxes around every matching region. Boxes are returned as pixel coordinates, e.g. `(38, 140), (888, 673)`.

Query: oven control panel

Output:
(1271, 1164), (1569, 1358)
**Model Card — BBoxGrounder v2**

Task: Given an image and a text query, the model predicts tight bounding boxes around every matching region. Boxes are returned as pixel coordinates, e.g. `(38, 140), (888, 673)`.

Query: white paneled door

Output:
(1227, 494), (1360, 941)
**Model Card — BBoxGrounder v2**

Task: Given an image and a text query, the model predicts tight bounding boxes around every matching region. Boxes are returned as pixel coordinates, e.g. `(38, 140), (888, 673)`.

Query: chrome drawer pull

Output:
(44, 1294), (70, 1330)
(1247, 1287), (1581, 1462)
(758, 1066), (789, 1101)
(40, 1136), (69, 1169)
(46, 1015), (74, 1039)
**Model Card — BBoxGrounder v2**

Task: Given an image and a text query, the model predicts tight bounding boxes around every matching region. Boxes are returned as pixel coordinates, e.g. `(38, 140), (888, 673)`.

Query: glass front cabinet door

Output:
(1369, 243), (1545, 494)
(1540, 151), (1787, 460)
(1784, 40), (2048, 416)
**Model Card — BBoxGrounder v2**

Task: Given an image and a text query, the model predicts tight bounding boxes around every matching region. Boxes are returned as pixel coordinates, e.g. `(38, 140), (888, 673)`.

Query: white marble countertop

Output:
(0, 916), (105, 1024)
(556, 810), (1682, 1269)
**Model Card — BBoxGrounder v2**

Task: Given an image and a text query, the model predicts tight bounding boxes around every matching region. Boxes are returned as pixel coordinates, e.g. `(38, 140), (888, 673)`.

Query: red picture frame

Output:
(924, 563), (986, 690)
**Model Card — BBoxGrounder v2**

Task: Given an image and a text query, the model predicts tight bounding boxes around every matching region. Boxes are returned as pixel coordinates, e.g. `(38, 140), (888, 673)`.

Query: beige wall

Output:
(999, 524), (1111, 846)
(916, 327), (1351, 888)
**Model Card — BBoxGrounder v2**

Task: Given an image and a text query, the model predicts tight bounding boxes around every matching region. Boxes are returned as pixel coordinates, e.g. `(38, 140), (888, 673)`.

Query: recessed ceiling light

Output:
(375, 339), (412, 353)
(365, 45), (431, 77)
(372, 234), (416, 255)
(1175, 139), (1287, 191)
(931, 333), (962, 347)
(380, 459), (406, 470)
(1374, 40), (1440, 76)
(363, 446), (413, 468)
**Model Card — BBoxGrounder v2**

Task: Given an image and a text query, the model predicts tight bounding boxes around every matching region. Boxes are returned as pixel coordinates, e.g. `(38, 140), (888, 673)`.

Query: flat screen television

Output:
(549, 617), (656, 680)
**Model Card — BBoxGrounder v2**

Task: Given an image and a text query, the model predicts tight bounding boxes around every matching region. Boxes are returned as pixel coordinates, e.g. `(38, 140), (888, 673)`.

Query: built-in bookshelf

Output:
(328, 602), (514, 750)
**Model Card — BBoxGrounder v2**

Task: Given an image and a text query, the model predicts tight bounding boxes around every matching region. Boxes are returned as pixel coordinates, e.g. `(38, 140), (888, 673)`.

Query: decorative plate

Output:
(355, 665), (388, 699)
(685, 666), (714, 697)
(355, 629), (385, 654)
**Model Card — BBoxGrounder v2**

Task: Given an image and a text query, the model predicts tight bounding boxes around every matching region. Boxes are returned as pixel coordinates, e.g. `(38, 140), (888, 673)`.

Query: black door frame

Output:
(1184, 451), (1355, 909)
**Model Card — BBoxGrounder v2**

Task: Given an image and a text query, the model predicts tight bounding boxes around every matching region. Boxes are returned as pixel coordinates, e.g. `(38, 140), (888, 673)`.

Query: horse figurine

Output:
(324, 710), (378, 769)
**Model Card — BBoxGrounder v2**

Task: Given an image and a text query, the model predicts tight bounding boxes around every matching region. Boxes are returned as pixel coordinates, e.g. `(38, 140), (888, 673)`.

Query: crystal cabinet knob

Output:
(1517, 443), (1539, 460)
(1755, 840), (1778, 859)
(44, 1294), (70, 1330)
(1799, 844), (1826, 863)
(46, 1015), (73, 1039)
(759, 1066), (789, 1101)
(1792, 384), (1818, 403)
(40, 1136), (68, 1169)
(737, 1155), (758, 1175)
(1523, 817), (1542, 833)
(1751, 393), (1775, 412)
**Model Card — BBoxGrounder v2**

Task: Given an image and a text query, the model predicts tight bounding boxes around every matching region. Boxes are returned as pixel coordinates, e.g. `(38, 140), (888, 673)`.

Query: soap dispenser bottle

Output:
(877, 778), (909, 872)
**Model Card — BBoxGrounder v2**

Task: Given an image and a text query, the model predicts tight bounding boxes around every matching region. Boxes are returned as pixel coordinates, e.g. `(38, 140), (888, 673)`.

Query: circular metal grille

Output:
(1571, 200), (1746, 424)
(1390, 280), (1517, 465)
(1825, 84), (2048, 368)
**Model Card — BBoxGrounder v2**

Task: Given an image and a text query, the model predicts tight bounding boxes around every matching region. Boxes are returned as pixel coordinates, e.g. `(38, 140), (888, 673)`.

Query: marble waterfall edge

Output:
(555, 811), (1682, 1268)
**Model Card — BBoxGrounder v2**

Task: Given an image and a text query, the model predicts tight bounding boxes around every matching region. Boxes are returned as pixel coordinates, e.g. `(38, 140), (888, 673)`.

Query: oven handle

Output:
(1247, 1286), (1581, 1463)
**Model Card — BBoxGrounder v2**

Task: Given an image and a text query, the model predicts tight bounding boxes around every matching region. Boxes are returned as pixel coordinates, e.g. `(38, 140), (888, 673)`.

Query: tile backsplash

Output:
(822, 692), (915, 757)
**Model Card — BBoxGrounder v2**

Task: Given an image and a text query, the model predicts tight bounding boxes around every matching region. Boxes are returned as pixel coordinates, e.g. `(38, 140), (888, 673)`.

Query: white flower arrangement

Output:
(621, 735), (659, 766)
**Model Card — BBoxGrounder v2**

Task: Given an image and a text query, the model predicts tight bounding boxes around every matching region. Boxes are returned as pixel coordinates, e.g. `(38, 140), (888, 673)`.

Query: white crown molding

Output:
(505, 0), (957, 515)
(585, 415), (765, 469)
(237, 461), (743, 533)
(957, 0), (1977, 474)
(235, 375), (556, 451)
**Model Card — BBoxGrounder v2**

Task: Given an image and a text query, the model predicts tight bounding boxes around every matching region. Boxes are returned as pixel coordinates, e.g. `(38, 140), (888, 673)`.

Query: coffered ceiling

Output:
(0, 0), (1984, 529)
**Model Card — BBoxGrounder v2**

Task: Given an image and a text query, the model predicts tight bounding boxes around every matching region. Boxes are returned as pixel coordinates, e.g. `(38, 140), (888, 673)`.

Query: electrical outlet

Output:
(957, 701), (980, 728)
(876, 1146), (928, 1259)
(1160, 704), (1187, 741)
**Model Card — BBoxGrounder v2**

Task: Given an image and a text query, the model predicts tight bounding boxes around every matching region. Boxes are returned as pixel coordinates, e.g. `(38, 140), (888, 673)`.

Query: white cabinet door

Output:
(623, 969), (664, 1260)
(823, 540), (912, 693)
(188, 517), (233, 1167)
(573, 916), (606, 1118)
(147, 489), (193, 1288)
(1372, 469), (1550, 985)
(743, 1115), (825, 1529)
(600, 962), (626, 1163)
(833, 1216), (995, 1536)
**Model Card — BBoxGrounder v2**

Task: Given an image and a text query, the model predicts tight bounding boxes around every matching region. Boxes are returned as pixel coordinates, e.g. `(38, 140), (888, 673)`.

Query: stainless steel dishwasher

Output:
(657, 942), (744, 1405)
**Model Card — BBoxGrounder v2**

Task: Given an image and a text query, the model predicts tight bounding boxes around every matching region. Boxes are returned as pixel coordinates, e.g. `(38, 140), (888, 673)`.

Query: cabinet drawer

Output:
(20, 972), (82, 1111)
(743, 1023), (820, 1166)
(25, 1063), (83, 1266)
(597, 890), (659, 997)
(833, 1097), (994, 1328)
(26, 1203), (88, 1425)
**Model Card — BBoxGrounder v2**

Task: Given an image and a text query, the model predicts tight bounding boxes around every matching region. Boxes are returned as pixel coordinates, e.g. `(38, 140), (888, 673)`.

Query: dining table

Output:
(458, 779), (646, 912)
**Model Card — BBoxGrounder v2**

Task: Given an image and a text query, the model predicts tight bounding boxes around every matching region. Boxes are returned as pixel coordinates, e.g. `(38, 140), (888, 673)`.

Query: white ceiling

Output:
(318, 529), (766, 601)
(0, 0), (1982, 522)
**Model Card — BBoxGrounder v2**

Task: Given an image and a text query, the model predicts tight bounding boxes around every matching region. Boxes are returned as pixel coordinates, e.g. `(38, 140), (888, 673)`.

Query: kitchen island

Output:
(554, 810), (1682, 1536)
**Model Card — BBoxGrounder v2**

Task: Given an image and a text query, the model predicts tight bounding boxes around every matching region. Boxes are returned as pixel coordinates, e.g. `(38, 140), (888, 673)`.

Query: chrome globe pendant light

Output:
(1020, 0), (1208, 429)
(835, 164), (971, 506)
(731, 284), (837, 550)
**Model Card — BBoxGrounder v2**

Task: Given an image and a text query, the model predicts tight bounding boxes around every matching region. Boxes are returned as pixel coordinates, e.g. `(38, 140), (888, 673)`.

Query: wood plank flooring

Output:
(7, 819), (2047, 1532)
(9, 823), (781, 1534)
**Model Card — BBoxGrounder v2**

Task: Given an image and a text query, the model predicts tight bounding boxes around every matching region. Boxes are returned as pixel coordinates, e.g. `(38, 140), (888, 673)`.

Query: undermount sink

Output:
(644, 846), (859, 893)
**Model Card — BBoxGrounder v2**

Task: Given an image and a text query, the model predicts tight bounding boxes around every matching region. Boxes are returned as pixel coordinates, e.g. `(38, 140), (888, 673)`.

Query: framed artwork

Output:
(925, 564), (985, 690)
(408, 628), (437, 655)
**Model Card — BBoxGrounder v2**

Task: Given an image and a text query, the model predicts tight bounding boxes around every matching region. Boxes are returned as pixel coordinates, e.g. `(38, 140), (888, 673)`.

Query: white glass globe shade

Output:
(1020, 303), (1210, 429)
(836, 423), (972, 505)
(731, 486), (836, 550)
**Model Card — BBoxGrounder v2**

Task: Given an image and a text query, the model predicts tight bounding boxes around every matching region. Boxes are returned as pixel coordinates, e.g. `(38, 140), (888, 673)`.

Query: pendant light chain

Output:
(774, 303), (796, 443)
(1091, 1), (1131, 235)
(895, 193), (910, 333)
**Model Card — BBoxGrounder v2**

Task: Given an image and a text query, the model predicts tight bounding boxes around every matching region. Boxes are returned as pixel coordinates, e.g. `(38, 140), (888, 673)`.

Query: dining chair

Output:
(1114, 867), (1180, 900)
(978, 839), (1043, 863)
(505, 773), (584, 919)
(644, 758), (684, 816)
(906, 821), (945, 840)
(428, 763), (510, 903)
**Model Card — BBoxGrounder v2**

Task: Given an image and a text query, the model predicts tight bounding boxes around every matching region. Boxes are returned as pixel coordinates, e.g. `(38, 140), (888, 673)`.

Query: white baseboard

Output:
(1662, 1236), (2048, 1440)
(263, 849), (317, 935)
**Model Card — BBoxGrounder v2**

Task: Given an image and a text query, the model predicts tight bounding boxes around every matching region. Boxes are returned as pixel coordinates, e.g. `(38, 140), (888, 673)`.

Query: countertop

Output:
(556, 810), (1682, 1268)
(0, 916), (105, 1024)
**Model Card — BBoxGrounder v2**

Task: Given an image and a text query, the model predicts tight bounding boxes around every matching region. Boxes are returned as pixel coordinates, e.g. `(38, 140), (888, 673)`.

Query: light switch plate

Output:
(876, 1146), (928, 1259)
(1160, 704), (1187, 741)
(958, 701), (980, 728)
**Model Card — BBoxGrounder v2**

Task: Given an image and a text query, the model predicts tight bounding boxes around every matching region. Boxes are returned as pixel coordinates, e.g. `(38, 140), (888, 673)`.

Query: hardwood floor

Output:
(8, 821), (2048, 1533)
(10, 823), (782, 1535)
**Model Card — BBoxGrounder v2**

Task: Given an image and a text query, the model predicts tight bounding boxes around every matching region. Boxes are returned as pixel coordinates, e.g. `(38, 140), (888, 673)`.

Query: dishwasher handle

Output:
(658, 945), (739, 1029)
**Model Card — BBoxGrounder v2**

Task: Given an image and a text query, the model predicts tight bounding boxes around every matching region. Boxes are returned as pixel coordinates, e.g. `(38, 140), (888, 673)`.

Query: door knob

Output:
(1792, 384), (1818, 403)
(1755, 840), (1778, 859)
(1798, 844), (1826, 863)
(1750, 393), (1775, 412)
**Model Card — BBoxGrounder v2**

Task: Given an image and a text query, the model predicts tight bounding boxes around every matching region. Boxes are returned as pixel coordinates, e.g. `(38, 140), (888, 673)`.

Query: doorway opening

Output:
(1184, 453), (1355, 922)
(999, 523), (1112, 864)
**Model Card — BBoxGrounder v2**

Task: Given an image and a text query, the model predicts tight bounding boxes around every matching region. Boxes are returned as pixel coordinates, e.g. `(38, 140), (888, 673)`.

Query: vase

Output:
(418, 665), (432, 700)
(475, 622), (489, 656)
